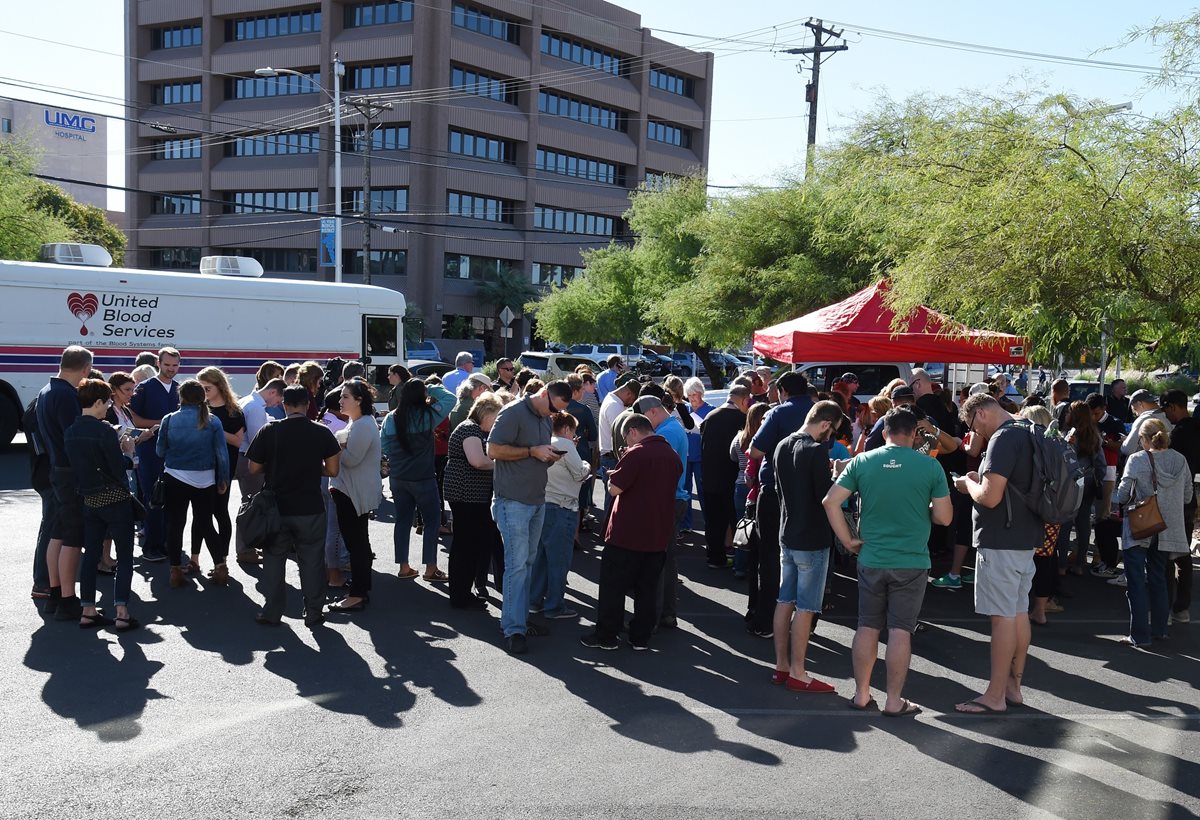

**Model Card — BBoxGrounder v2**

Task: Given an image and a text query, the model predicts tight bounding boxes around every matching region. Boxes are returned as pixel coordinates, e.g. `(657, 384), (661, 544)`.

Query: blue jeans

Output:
(1124, 540), (1169, 645)
(682, 461), (703, 528)
(391, 477), (442, 566)
(530, 503), (577, 615)
(80, 499), (135, 608)
(493, 497), (545, 636)
(599, 453), (619, 527)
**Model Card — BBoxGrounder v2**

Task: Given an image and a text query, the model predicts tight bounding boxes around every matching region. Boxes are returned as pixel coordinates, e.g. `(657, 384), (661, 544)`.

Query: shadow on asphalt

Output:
(18, 500), (1200, 816)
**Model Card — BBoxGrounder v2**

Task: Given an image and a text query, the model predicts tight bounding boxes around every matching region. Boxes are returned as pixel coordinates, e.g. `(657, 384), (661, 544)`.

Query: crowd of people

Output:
(23, 346), (1196, 714)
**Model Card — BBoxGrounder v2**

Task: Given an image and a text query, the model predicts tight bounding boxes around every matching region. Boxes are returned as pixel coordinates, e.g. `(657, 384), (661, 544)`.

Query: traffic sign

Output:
(499, 306), (515, 326)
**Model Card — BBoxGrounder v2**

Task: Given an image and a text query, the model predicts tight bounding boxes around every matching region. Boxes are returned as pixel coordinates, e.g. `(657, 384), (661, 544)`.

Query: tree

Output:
(529, 244), (643, 345)
(478, 265), (537, 358)
(0, 140), (72, 261)
(30, 181), (126, 265)
(813, 87), (1200, 360)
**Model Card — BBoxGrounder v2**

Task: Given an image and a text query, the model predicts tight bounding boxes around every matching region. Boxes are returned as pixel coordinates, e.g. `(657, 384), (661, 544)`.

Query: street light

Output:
(255, 55), (346, 283)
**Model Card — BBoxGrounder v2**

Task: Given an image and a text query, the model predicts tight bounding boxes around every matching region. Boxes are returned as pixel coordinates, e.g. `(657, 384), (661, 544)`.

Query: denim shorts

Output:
(777, 547), (829, 612)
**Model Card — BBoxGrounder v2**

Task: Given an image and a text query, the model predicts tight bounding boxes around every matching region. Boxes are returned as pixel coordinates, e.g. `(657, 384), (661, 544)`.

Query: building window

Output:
(644, 171), (677, 191)
(452, 4), (519, 44)
(540, 31), (623, 76)
(1, 118), (11, 134)
(534, 205), (614, 236)
(532, 262), (578, 288)
(451, 66), (517, 105)
(227, 9), (320, 41)
(649, 67), (693, 97)
(153, 24), (202, 49)
(153, 138), (201, 160)
(447, 191), (512, 223)
(228, 72), (319, 99)
(444, 253), (519, 282)
(223, 190), (319, 214)
(348, 63), (411, 90)
(647, 119), (691, 148)
(345, 0), (413, 27)
(343, 124), (409, 152)
(153, 82), (201, 105)
(350, 249), (407, 276)
(225, 248), (319, 273)
(536, 148), (620, 185)
(349, 188), (408, 213)
(150, 247), (201, 269)
(538, 90), (623, 131)
(230, 131), (320, 156)
(448, 128), (514, 163)
(152, 193), (202, 215)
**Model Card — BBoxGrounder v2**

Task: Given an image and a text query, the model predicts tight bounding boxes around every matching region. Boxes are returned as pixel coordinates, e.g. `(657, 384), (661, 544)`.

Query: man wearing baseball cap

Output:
(1121, 390), (1170, 457)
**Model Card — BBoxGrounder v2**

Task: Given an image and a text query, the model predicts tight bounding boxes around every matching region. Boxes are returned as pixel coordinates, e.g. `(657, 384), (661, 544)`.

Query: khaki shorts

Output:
(974, 548), (1036, 617)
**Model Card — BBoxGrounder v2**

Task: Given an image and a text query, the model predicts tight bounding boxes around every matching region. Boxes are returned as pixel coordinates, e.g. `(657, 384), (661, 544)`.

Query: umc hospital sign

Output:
(44, 109), (97, 142)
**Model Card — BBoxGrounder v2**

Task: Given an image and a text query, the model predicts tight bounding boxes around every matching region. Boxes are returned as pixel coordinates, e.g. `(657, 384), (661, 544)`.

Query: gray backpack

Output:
(1005, 421), (1088, 526)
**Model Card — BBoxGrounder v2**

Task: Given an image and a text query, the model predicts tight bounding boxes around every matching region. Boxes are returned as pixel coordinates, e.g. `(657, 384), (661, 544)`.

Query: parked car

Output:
(568, 343), (642, 364)
(406, 340), (443, 362)
(407, 359), (454, 380)
(639, 352), (673, 377)
(518, 351), (603, 381)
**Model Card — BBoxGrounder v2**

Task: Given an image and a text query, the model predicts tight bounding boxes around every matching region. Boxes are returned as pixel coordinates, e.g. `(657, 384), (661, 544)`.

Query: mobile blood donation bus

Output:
(0, 244), (407, 444)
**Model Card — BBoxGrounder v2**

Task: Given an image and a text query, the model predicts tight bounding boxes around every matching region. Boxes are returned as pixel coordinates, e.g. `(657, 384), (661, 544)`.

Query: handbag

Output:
(235, 422), (281, 550)
(149, 416), (169, 509)
(732, 513), (755, 548)
(1128, 450), (1168, 540)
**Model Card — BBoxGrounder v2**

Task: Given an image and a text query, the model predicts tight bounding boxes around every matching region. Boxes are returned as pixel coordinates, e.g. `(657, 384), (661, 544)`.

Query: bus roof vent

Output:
(200, 256), (264, 278)
(39, 243), (113, 267)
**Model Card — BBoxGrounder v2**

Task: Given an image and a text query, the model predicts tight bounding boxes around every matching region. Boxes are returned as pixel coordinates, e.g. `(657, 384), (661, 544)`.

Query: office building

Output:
(124, 0), (712, 349)
(0, 98), (109, 210)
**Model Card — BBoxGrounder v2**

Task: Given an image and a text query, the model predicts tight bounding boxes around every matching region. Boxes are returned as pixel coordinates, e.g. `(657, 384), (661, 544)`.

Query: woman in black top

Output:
(198, 367), (245, 581)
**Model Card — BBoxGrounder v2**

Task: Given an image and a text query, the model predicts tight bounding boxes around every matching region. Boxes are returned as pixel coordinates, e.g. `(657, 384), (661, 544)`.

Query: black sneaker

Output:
(141, 548), (167, 563)
(746, 624), (773, 639)
(658, 616), (678, 630)
(629, 641), (650, 651)
(505, 633), (528, 655)
(580, 633), (619, 650)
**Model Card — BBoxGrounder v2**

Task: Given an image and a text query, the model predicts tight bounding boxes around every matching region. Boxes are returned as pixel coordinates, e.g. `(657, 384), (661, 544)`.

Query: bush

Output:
(481, 360), (499, 380)
(1123, 374), (1200, 397)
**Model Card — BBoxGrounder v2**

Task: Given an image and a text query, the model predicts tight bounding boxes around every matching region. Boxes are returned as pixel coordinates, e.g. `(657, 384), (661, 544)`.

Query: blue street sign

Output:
(319, 217), (336, 268)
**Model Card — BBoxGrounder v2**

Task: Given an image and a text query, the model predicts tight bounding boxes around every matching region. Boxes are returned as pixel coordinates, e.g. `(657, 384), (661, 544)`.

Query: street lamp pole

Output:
(255, 61), (345, 282)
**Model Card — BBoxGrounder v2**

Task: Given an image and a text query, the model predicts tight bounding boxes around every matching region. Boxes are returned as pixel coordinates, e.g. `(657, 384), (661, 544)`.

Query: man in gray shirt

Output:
(953, 393), (1040, 715)
(487, 380), (573, 654)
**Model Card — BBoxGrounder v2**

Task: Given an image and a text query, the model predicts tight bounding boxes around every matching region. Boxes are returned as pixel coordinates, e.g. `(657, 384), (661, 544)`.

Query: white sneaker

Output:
(1108, 573), (1128, 587)
(1173, 610), (1191, 623)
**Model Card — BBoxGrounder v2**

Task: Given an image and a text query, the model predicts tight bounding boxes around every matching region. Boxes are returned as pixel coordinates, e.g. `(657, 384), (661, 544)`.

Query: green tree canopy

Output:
(30, 181), (125, 265)
(0, 141), (71, 260)
(814, 87), (1200, 360)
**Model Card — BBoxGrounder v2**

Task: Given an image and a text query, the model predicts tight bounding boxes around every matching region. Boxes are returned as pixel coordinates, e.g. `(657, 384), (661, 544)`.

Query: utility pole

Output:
(784, 19), (847, 177)
(345, 95), (392, 286)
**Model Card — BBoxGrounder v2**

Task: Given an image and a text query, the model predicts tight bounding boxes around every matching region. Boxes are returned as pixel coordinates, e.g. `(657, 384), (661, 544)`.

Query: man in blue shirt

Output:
(440, 351), (474, 395)
(36, 345), (94, 620)
(746, 371), (812, 637)
(596, 355), (625, 404)
(129, 346), (181, 562)
(635, 395), (689, 629)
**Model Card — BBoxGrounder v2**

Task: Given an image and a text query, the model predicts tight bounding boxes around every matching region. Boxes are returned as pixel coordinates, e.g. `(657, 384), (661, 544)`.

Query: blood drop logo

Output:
(67, 292), (99, 336)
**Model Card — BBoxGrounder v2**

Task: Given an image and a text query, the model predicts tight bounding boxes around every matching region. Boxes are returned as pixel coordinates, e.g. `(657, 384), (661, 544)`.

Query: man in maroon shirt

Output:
(582, 414), (684, 651)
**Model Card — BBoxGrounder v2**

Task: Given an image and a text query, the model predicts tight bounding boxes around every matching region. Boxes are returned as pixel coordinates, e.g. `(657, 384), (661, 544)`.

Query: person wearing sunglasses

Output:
(492, 358), (517, 394)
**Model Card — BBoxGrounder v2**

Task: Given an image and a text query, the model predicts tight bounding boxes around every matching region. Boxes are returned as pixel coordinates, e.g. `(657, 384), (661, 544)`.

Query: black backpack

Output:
(22, 398), (51, 492)
(1005, 421), (1088, 526)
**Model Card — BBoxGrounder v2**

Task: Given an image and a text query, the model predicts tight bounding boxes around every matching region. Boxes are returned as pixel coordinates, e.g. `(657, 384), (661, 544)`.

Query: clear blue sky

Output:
(0, 1), (1193, 209)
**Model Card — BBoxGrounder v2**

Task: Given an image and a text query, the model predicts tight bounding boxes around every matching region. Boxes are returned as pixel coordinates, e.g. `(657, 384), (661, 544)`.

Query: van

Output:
(518, 351), (603, 381)
(792, 363), (915, 402)
(568, 343), (642, 364)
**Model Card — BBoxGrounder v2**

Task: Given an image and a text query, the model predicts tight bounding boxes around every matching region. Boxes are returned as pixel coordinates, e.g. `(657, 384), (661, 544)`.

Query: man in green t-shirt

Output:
(824, 407), (952, 717)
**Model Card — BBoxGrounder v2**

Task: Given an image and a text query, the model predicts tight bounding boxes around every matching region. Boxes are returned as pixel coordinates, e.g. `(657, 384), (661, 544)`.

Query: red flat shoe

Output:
(770, 670), (788, 685)
(785, 676), (835, 693)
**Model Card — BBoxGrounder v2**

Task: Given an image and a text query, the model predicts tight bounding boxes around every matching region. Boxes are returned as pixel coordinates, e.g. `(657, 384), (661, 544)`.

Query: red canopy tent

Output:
(753, 280), (1028, 365)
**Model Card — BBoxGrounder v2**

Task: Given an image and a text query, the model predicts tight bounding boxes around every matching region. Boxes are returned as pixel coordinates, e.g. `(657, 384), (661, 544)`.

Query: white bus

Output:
(0, 246), (407, 444)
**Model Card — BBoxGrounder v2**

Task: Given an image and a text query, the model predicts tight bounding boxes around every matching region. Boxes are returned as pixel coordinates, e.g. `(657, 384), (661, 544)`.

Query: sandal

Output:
(397, 568), (420, 580)
(113, 616), (141, 632)
(883, 698), (923, 718)
(80, 612), (115, 629)
(423, 569), (449, 582)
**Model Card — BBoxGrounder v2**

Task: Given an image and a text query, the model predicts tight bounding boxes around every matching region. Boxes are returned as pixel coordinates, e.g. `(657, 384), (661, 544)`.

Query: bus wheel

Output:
(0, 397), (17, 446)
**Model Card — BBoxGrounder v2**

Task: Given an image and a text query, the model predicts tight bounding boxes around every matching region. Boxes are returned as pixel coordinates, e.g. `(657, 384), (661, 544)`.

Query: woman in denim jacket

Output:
(64, 379), (141, 631)
(157, 379), (230, 588)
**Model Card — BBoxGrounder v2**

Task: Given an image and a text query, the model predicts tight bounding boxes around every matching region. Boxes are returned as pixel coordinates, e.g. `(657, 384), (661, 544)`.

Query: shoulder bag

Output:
(235, 422), (281, 550)
(149, 416), (169, 509)
(1128, 450), (1168, 541)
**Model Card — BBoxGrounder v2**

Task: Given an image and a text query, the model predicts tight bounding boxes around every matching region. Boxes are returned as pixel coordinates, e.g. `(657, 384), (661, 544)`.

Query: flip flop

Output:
(882, 698), (922, 718)
(847, 697), (879, 712)
(397, 568), (420, 580)
(955, 699), (1006, 715)
(113, 617), (141, 632)
(1005, 697), (1025, 709)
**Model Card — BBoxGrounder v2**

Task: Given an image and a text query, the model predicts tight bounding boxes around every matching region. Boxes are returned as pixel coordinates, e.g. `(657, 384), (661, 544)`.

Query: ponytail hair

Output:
(1140, 418), (1171, 450)
(178, 379), (211, 430)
